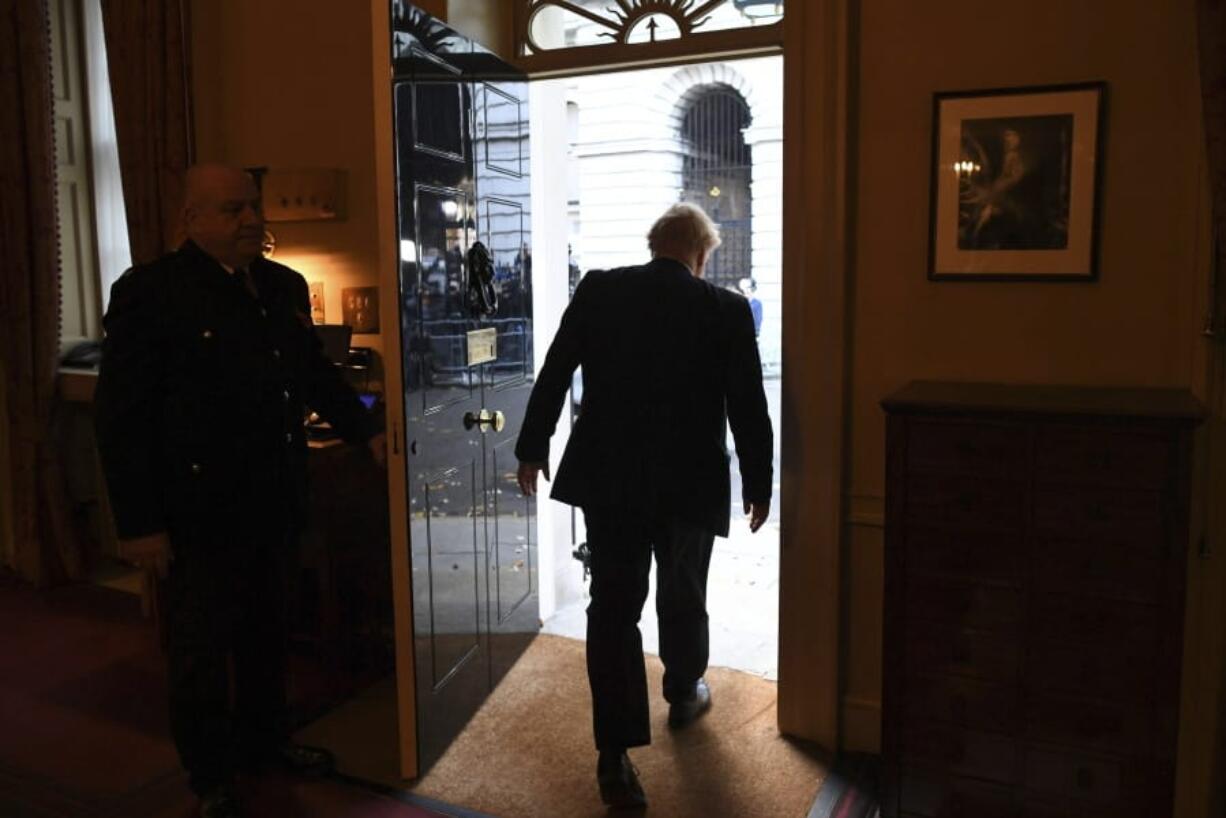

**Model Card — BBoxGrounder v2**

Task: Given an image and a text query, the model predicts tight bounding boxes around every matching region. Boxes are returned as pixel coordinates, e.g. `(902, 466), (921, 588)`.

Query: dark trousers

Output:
(583, 506), (716, 752)
(164, 526), (290, 796)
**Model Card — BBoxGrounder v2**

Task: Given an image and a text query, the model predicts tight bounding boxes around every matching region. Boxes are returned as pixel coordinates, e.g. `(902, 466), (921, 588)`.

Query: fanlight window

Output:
(521, 0), (783, 56)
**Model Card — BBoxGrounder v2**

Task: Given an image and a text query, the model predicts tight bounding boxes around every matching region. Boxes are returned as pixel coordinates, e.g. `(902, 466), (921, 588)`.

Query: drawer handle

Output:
(1076, 766), (1096, 790)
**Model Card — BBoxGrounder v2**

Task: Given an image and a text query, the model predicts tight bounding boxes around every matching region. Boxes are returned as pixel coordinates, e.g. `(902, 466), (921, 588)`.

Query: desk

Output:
(293, 439), (394, 693)
(56, 367), (150, 610)
(58, 367), (98, 403)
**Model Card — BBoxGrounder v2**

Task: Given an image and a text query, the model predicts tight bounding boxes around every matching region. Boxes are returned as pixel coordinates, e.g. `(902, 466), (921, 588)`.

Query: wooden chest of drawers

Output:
(880, 381), (1202, 818)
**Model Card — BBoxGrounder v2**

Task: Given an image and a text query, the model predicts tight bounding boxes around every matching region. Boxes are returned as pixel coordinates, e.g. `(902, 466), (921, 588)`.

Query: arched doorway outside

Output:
(678, 84), (753, 293)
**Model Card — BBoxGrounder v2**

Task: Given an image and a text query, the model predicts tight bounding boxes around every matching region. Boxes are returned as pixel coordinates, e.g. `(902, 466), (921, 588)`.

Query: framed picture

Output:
(342, 286), (380, 334)
(928, 81), (1106, 281)
(308, 280), (326, 324)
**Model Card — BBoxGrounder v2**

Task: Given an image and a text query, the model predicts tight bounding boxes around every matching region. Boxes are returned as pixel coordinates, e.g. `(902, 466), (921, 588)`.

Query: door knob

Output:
(463, 408), (505, 433)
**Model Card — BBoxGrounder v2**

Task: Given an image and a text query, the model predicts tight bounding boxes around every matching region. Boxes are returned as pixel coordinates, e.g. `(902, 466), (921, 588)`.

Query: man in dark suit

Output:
(94, 164), (384, 818)
(515, 203), (773, 809)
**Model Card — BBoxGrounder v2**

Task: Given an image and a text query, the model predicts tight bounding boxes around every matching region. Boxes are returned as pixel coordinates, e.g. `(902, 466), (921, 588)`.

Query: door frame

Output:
(369, 0), (855, 778)
(370, 0), (419, 779)
(776, 0), (853, 750)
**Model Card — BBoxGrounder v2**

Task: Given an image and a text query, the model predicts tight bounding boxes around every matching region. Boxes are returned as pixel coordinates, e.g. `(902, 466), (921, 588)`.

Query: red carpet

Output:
(0, 575), (449, 818)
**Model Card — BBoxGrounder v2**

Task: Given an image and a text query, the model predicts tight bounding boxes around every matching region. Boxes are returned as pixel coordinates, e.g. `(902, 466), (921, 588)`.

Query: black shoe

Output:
(597, 750), (647, 809)
(273, 742), (335, 778)
(667, 677), (712, 728)
(199, 785), (242, 818)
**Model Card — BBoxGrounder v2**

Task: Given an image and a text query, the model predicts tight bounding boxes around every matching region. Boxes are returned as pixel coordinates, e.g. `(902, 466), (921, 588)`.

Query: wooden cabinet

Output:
(880, 381), (1202, 818)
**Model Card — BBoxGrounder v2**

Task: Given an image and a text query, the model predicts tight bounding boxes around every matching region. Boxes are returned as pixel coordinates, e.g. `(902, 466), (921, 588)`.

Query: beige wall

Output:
(445, 0), (513, 57)
(192, 0), (387, 378)
(190, 0), (514, 385)
(843, 0), (1209, 749)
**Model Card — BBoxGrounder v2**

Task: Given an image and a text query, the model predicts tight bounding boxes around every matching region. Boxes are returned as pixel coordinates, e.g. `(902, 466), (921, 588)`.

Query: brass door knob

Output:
(463, 408), (505, 433)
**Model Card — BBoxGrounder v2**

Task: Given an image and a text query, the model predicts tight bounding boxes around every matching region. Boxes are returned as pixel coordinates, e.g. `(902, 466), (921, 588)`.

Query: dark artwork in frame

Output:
(929, 82), (1106, 281)
(958, 113), (1073, 251)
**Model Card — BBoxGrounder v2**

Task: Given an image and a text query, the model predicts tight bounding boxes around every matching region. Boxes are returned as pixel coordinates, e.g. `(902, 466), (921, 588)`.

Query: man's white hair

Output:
(647, 202), (722, 257)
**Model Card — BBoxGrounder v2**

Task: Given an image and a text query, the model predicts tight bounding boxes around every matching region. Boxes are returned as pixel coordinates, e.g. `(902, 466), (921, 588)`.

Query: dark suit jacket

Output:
(515, 257), (773, 537)
(94, 241), (374, 545)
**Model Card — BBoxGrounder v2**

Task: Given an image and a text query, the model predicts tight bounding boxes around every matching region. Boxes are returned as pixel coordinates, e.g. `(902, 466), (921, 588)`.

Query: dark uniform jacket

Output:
(514, 257), (773, 537)
(94, 241), (374, 545)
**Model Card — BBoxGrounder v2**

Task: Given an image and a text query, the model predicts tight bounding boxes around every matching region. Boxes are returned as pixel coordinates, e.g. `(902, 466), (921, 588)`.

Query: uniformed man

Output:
(94, 164), (385, 818)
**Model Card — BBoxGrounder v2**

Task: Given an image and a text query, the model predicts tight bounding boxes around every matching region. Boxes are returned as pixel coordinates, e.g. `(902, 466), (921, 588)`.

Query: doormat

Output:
(412, 633), (826, 818)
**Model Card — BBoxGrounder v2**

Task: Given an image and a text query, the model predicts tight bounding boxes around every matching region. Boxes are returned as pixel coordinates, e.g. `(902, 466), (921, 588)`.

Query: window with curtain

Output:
(49, 0), (131, 348)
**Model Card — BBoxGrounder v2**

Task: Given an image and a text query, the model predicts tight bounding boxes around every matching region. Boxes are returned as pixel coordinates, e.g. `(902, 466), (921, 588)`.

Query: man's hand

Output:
(368, 431), (388, 468)
(744, 499), (770, 533)
(118, 532), (172, 579)
(517, 461), (550, 496)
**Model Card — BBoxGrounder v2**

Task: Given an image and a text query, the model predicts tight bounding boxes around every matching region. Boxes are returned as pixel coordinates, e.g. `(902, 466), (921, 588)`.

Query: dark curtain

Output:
(1197, 2), (1226, 816)
(100, 0), (194, 266)
(0, 0), (78, 585)
(1202, 0), (1226, 329)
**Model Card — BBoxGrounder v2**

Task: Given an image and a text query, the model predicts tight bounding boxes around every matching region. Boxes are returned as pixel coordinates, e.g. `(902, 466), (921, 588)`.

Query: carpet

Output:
(410, 634), (826, 818)
(0, 577), (452, 818)
(0, 577), (182, 814)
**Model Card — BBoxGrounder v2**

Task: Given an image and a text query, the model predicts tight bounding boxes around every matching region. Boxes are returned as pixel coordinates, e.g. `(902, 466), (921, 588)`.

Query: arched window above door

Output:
(516, 1), (783, 74)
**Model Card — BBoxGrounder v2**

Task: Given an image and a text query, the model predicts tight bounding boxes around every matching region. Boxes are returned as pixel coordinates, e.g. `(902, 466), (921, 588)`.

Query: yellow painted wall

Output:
(190, 0), (513, 386)
(843, 0), (1209, 749)
(191, 0), (387, 380)
(445, 0), (513, 57)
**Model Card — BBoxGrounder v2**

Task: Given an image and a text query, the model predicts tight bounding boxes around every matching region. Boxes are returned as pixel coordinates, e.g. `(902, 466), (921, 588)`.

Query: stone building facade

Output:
(563, 56), (783, 370)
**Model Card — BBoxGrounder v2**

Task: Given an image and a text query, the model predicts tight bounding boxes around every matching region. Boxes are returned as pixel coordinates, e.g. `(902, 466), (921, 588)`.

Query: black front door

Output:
(390, 4), (538, 771)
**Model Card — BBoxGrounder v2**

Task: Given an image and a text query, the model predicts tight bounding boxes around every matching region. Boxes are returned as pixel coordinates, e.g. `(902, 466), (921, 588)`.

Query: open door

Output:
(389, 3), (538, 774)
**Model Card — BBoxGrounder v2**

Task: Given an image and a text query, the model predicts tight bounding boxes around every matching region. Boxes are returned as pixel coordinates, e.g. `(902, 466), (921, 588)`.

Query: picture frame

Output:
(928, 81), (1106, 281)
(342, 286), (380, 334)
